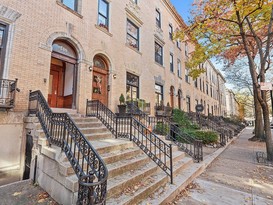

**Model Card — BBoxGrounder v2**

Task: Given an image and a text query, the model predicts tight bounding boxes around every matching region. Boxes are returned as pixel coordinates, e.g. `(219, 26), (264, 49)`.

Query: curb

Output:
(159, 128), (244, 204)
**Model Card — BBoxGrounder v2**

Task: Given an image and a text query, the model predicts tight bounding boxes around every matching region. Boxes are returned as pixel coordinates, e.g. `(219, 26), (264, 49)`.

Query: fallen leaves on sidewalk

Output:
(168, 182), (201, 205)
(12, 192), (21, 196)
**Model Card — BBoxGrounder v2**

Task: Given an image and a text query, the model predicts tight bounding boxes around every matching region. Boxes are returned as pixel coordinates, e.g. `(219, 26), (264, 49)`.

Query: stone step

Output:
(51, 108), (78, 114)
(85, 132), (113, 141)
(80, 127), (109, 134)
(72, 117), (99, 123)
(138, 161), (203, 205)
(75, 121), (103, 128)
(107, 150), (186, 199)
(107, 156), (193, 205)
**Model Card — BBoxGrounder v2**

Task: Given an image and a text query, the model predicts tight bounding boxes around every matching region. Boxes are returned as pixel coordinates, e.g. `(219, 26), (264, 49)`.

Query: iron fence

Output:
(0, 78), (18, 109)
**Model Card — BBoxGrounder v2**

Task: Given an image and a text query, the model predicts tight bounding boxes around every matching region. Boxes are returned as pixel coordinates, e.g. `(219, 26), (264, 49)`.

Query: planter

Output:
(118, 104), (127, 116)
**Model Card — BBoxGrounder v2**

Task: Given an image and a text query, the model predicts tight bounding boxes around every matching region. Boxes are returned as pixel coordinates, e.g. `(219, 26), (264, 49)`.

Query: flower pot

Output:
(118, 104), (127, 116)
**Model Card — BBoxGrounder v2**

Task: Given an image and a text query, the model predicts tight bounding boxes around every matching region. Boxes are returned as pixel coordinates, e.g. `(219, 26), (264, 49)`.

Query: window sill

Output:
(95, 25), (113, 37)
(155, 62), (165, 68)
(56, 1), (83, 18)
(178, 76), (182, 80)
(125, 43), (142, 55)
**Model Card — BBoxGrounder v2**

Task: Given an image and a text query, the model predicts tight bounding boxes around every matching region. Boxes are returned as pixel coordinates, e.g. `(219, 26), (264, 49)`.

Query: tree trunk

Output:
(249, 87), (264, 141)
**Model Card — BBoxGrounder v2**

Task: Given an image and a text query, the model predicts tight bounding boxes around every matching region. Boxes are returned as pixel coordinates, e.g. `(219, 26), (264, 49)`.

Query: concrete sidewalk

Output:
(174, 127), (273, 205)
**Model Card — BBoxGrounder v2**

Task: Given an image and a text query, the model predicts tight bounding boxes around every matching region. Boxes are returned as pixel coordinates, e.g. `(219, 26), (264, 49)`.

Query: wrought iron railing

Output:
(127, 103), (203, 162)
(86, 100), (173, 183)
(0, 78), (18, 109)
(29, 91), (108, 205)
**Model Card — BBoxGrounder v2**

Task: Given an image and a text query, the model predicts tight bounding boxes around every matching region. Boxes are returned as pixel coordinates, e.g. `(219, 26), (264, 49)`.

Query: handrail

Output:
(29, 91), (108, 205)
(0, 78), (18, 109)
(127, 104), (203, 162)
(86, 100), (173, 183)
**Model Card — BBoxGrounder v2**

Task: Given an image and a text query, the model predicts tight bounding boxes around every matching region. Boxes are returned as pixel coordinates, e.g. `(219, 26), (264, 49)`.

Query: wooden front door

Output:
(48, 69), (59, 107)
(92, 67), (108, 105)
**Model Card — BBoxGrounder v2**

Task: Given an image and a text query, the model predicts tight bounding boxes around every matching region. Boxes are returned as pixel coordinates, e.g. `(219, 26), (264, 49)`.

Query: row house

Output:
(0, 0), (227, 183)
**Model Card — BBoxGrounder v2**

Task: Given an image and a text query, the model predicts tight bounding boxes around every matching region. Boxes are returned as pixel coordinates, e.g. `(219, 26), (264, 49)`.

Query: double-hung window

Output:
(169, 24), (173, 40)
(156, 9), (161, 28)
(155, 42), (163, 65)
(177, 40), (181, 49)
(186, 96), (191, 112)
(61, 0), (78, 11)
(177, 60), (181, 77)
(170, 53), (174, 72)
(126, 20), (139, 50)
(0, 23), (8, 78)
(98, 0), (109, 30)
(185, 68), (190, 83)
(155, 84), (163, 105)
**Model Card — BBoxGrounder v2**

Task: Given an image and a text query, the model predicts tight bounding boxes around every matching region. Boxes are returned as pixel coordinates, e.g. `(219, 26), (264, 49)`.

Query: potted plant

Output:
(118, 94), (127, 116)
(155, 100), (164, 116)
(164, 102), (173, 117)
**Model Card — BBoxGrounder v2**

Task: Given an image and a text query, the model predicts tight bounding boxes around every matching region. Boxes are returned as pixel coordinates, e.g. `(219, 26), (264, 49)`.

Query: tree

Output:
(224, 60), (264, 141)
(176, 0), (273, 161)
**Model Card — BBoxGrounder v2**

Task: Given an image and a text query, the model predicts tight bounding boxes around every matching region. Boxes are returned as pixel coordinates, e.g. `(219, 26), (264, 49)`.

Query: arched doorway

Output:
(48, 40), (78, 108)
(177, 89), (182, 110)
(170, 86), (175, 108)
(92, 56), (109, 105)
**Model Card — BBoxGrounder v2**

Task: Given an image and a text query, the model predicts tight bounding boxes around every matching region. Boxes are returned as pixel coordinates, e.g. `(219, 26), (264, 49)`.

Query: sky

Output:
(170, 0), (194, 24)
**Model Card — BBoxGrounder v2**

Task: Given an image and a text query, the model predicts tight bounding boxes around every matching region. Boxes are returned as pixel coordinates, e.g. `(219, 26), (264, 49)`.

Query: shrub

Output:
(172, 109), (199, 130)
(153, 122), (169, 135)
(186, 130), (218, 144)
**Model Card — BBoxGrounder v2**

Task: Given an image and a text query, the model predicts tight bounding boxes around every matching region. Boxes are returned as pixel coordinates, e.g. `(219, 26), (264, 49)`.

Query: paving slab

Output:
(0, 179), (58, 205)
(175, 127), (273, 205)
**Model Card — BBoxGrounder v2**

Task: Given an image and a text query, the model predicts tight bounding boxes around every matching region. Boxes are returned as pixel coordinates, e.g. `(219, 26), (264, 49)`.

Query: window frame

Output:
(177, 59), (181, 78)
(169, 24), (173, 40)
(98, 0), (109, 30)
(185, 67), (190, 83)
(156, 9), (161, 28)
(126, 72), (139, 101)
(170, 53), (174, 72)
(155, 42), (163, 65)
(0, 23), (8, 78)
(61, 0), (78, 12)
(155, 84), (164, 105)
(186, 96), (191, 113)
(126, 19), (139, 50)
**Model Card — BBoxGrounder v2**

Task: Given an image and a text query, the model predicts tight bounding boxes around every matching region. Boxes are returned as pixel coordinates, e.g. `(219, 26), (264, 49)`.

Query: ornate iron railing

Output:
(29, 91), (108, 205)
(0, 78), (18, 109)
(127, 103), (203, 162)
(86, 100), (173, 183)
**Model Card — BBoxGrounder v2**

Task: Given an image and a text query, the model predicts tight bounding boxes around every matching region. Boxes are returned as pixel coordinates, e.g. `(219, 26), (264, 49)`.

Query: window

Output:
(170, 53), (174, 72)
(61, 0), (78, 11)
(0, 23), (8, 78)
(186, 96), (191, 113)
(210, 86), (213, 97)
(127, 20), (139, 50)
(155, 84), (163, 105)
(177, 40), (181, 49)
(155, 42), (163, 65)
(98, 0), (109, 30)
(169, 24), (173, 40)
(126, 72), (139, 101)
(177, 60), (181, 77)
(206, 84), (208, 94)
(185, 68), (190, 83)
(199, 79), (202, 90)
(156, 9), (161, 28)
(185, 42), (188, 57)
(132, 0), (138, 4)
(194, 79), (198, 88)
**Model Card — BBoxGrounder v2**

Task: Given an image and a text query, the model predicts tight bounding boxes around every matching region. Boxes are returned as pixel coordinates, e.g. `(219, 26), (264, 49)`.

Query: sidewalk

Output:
(173, 127), (273, 205)
(0, 180), (58, 205)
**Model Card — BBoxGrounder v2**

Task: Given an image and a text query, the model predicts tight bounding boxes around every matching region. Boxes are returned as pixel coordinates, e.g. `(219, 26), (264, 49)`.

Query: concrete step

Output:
(106, 150), (186, 199)
(51, 108), (78, 114)
(107, 155), (193, 205)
